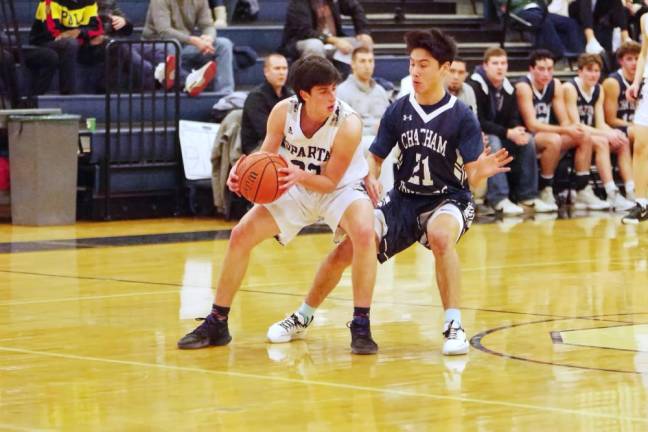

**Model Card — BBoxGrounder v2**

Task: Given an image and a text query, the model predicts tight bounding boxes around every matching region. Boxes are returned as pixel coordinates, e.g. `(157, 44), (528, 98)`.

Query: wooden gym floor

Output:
(0, 214), (647, 431)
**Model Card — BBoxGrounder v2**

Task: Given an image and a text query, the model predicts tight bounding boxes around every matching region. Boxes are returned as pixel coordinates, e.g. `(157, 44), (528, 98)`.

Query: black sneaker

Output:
(622, 203), (648, 225)
(348, 317), (378, 355)
(177, 315), (232, 349)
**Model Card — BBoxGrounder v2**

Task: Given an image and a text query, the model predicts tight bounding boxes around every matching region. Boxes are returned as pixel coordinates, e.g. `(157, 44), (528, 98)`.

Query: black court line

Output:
(471, 316), (648, 375)
(0, 267), (642, 327)
(0, 225), (332, 254)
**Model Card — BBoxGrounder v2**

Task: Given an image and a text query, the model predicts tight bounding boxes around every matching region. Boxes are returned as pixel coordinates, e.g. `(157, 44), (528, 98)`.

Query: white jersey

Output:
(279, 96), (368, 188)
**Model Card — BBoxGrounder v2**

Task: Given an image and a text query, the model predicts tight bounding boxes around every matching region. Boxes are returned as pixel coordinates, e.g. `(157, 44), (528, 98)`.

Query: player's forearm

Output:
(368, 153), (384, 180)
(607, 117), (628, 128)
(298, 173), (338, 194)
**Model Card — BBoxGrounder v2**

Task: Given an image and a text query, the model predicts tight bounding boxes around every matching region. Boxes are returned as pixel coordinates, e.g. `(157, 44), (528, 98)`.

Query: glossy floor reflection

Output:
(0, 215), (647, 430)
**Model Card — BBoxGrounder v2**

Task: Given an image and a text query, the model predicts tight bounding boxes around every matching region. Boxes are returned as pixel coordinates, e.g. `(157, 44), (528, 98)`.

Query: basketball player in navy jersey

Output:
(516, 49), (593, 211)
(267, 29), (513, 355)
(177, 56), (380, 355)
(603, 41), (640, 201)
(563, 54), (636, 211)
(624, 12), (648, 224)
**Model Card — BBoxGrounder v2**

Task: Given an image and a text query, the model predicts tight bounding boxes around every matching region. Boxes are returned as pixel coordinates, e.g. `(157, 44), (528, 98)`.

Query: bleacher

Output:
(5, 0), (575, 220)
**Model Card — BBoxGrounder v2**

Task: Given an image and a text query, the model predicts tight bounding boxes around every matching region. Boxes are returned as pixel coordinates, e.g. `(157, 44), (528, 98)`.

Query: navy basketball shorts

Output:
(374, 189), (475, 263)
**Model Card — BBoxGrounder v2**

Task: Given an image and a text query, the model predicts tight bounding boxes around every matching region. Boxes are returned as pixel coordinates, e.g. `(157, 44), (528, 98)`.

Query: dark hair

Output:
(483, 47), (507, 63)
(352, 45), (373, 60)
(289, 56), (341, 103)
(577, 53), (603, 70)
(452, 56), (466, 65)
(616, 40), (641, 60)
(404, 29), (456, 65)
(529, 49), (555, 68)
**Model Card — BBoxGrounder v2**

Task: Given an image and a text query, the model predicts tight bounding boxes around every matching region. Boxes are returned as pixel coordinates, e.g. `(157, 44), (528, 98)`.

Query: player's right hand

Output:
(227, 155), (246, 195)
(626, 83), (639, 102)
(364, 175), (382, 207)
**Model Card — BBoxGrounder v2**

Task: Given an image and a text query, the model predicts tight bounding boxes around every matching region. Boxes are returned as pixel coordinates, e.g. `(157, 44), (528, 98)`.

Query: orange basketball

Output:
(236, 151), (288, 204)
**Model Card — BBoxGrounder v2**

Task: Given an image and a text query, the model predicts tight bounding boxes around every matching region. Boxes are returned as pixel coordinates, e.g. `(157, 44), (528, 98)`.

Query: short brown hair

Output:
(577, 53), (603, 70)
(351, 45), (373, 61)
(616, 40), (641, 60)
(289, 56), (341, 103)
(483, 47), (507, 63)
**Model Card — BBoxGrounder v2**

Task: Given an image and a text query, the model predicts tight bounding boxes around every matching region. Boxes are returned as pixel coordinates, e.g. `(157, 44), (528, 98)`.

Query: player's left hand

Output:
(111, 15), (126, 30)
(364, 175), (382, 207)
(278, 161), (306, 190)
(477, 146), (513, 179)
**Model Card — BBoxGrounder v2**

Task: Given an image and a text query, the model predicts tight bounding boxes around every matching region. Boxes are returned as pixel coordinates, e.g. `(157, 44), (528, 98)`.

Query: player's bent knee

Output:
(348, 225), (376, 249)
(427, 229), (454, 255)
(228, 223), (254, 250)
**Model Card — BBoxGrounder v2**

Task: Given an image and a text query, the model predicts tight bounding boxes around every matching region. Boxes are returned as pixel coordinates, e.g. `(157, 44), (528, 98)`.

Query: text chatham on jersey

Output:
(401, 128), (448, 156)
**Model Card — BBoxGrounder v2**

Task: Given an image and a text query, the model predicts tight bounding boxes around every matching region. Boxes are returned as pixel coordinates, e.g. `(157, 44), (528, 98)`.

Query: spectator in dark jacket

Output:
(240, 53), (293, 153)
(469, 47), (542, 215)
(279, 0), (372, 59)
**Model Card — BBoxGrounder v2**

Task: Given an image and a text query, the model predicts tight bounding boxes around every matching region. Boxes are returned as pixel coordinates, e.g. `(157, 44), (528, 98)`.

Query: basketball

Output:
(236, 151), (288, 204)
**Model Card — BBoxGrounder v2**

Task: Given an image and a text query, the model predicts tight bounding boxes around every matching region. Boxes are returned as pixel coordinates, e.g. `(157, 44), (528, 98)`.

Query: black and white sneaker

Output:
(442, 320), (469, 355)
(267, 312), (313, 343)
(177, 315), (231, 349)
(622, 203), (648, 225)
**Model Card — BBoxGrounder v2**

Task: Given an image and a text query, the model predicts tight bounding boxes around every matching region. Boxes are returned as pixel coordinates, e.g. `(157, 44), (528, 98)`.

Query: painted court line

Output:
(0, 423), (54, 432)
(0, 346), (646, 424)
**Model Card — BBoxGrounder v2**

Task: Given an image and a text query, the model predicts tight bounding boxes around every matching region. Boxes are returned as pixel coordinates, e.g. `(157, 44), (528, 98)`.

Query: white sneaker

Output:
(540, 186), (559, 210)
(267, 312), (313, 343)
(521, 195), (558, 213)
(184, 61), (217, 97)
(442, 320), (469, 356)
(494, 198), (524, 215)
(586, 38), (605, 54)
(572, 186), (610, 210)
(153, 55), (176, 90)
(608, 190), (636, 211)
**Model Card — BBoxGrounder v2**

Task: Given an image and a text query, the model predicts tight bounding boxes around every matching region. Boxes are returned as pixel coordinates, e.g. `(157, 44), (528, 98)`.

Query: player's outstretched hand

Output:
(364, 175), (382, 207)
(477, 146), (513, 179)
(278, 160), (306, 190)
(227, 155), (246, 195)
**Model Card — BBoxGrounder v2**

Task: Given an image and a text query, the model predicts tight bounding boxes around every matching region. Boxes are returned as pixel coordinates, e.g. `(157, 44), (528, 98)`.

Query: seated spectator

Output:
(279, 0), (373, 60)
(569, 0), (630, 54)
(563, 53), (635, 210)
(603, 41), (640, 199)
(516, 49), (595, 211)
(143, 0), (234, 96)
(336, 46), (389, 135)
(29, 0), (105, 94)
(497, 0), (583, 59)
(445, 58), (477, 113)
(469, 47), (551, 215)
(240, 53), (292, 154)
(0, 32), (18, 106)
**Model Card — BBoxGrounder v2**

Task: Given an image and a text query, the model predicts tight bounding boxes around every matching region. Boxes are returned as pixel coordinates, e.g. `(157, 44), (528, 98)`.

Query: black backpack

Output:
(232, 0), (259, 22)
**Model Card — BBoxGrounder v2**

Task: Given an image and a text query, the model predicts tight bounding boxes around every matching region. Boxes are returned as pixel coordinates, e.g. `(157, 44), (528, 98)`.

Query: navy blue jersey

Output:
(519, 75), (555, 124)
(568, 78), (600, 126)
(609, 69), (636, 123)
(370, 92), (482, 198)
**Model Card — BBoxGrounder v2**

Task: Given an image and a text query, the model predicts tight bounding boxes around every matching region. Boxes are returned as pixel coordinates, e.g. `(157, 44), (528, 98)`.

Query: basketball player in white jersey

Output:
(177, 56), (379, 354)
(624, 13), (648, 224)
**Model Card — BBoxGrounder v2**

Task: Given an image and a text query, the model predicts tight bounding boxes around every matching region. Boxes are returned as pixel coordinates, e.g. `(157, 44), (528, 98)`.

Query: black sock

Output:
(211, 304), (230, 321)
(539, 175), (554, 190)
(574, 173), (590, 191)
(353, 307), (370, 321)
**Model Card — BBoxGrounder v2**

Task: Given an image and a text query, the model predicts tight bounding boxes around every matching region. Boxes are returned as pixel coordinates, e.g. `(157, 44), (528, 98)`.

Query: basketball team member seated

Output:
(177, 56), (379, 354)
(267, 29), (513, 355)
(516, 49), (595, 211)
(603, 41), (641, 201)
(563, 54), (635, 210)
(624, 13), (648, 224)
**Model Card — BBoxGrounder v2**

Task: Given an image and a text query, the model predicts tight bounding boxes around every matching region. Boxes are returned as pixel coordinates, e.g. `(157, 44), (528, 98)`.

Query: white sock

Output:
(444, 308), (462, 326)
(604, 181), (617, 196)
(625, 181), (635, 195)
(298, 302), (316, 322)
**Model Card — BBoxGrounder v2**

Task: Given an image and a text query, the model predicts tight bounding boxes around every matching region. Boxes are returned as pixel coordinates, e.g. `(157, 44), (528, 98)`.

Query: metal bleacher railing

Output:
(79, 39), (183, 220)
